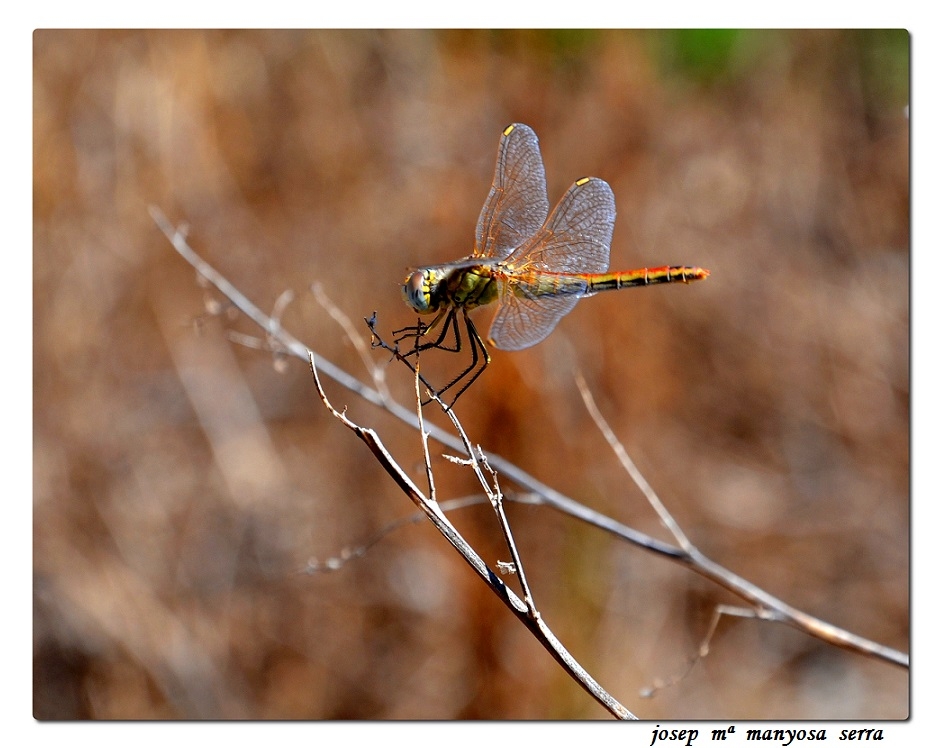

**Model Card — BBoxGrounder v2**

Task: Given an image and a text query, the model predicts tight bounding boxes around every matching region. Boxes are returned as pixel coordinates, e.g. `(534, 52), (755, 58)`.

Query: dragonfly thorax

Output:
(402, 264), (499, 315)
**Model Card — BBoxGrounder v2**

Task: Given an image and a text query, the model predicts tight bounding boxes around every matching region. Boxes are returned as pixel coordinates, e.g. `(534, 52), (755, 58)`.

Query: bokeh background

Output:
(34, 29), (908, 719)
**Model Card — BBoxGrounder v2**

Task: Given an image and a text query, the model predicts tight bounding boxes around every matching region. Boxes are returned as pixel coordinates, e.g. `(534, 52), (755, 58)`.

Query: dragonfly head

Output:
(402, 269), (439, 314)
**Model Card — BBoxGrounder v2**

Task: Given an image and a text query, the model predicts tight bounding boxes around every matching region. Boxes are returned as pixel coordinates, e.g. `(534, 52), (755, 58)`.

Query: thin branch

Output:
(478, 444), (538, 619)
(576, 372), (693, 551)
(413, 362), (439, 504)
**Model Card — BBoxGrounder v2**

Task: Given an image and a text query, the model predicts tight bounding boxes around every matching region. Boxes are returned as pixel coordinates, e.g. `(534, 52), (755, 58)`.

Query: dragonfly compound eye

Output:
(402, 270), (434, 314)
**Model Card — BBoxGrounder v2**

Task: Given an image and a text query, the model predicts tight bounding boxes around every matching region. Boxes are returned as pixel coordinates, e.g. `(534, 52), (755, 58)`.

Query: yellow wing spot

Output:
(503, 123), (516, 136)
(575, 177), (591, 187)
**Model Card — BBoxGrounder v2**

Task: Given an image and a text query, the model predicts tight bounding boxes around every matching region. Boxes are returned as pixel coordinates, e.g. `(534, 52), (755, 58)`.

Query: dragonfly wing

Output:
(487, 292), (579, 351)
(508, 176), (615, 274)
(488, 178), (616, 350)
(475, 123), (549, 261)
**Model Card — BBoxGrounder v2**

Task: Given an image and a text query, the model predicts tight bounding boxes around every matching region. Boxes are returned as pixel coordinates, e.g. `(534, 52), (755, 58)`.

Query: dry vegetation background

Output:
(33, 29), (908, 719)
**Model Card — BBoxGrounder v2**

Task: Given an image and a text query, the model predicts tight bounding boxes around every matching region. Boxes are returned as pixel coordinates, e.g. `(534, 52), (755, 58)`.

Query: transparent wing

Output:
(488, 177), (617, 350)
(506, 177), (615, 274)
(488, 291), (579, 351)
(474, 123), (549, 261)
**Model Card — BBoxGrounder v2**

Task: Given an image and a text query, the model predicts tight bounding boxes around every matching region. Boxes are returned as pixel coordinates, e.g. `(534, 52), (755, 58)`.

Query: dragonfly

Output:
(397, 123), (710, 404)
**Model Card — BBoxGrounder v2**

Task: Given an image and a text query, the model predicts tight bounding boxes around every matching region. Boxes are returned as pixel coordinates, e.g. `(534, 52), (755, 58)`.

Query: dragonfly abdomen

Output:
(587, 265), (710, 293)
(515, 265), (710, 299)
(506, 265), (710, 301)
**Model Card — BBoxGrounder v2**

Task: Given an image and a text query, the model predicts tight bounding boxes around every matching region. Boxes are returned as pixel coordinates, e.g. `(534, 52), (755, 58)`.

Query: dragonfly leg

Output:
(393, 308), (462, 357)
(386, 309), (491, 408)
(435, 311), (491, 407)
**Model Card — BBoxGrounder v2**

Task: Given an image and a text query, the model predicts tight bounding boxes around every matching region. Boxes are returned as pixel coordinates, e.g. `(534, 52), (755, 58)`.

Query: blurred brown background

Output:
(33, 29), (908, 719)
